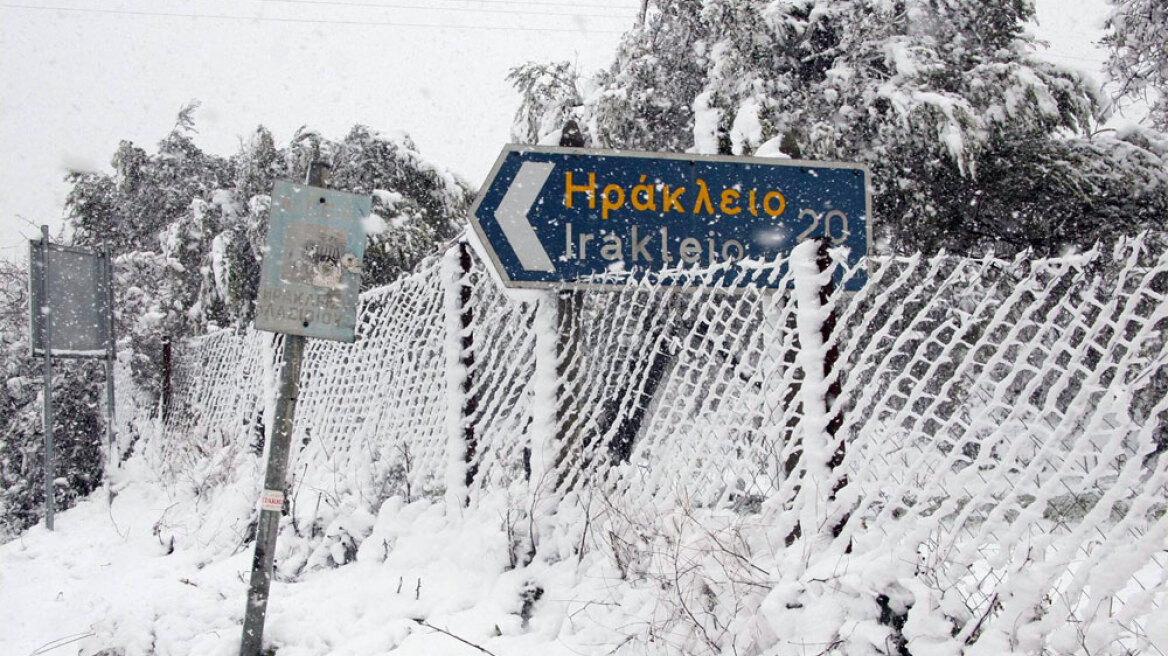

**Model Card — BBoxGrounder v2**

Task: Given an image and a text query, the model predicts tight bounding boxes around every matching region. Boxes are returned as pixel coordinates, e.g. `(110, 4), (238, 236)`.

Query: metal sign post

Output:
(38, 226), (55, 530)
(240, 163), (371, 656)
(103, 245), (118, 477)
(239, 330), (305, 656)
(468, 145), (871, 291)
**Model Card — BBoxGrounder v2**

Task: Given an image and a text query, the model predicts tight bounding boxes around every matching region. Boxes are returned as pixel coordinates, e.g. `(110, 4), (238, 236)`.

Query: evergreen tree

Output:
(69, 103), (235, 255)
(508, 61), (585, 145)
(1104, 0), (1168, 130)
(64, 111), (472, 340)
(329, 126), (467, 286)
(514, 0), (1168, 255)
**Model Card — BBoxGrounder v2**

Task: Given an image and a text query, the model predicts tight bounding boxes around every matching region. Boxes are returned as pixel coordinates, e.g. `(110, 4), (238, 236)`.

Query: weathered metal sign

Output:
(470, 146), (871, 290)
(29, 242), (113, 357)
(254, 181), (371, 342)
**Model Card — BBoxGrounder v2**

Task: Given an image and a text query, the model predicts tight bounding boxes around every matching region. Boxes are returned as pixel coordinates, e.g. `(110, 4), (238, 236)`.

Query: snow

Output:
(360, 212), (388, 237)
(371, 189), (403, 210)
(5, 1), (1167, 653)
(440, 246), (469, 508)
(39, 348), (107, 358)
(790, 240), (834, 539)
(6, 239), (1168, 655)
(528, 292), (560, 490)
(754, 136), (792, 159)
(730, 99), (763, 155)
(3, 462), (779, 655)
(210, 232), (232, 301)
(0, 461), (241, 656)
(691, 90), (722, 156)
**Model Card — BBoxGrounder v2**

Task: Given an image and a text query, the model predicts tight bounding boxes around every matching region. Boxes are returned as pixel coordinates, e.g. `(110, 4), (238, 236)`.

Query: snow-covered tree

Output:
(508, 61), (585, 145)
(329, 125), (467, 285)
(515, 0), (1168, 255)
(1104, 0), (1168, 129)
(65, 110), (472, 339)
(69, 103), (234, 255)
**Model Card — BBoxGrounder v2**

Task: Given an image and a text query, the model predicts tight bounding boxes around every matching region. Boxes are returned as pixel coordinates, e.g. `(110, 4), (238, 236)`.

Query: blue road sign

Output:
(469, 146), (871, 291)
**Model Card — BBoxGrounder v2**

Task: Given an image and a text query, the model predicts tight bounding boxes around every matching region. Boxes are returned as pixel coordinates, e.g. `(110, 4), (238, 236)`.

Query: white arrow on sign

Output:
(494, 161), (556, 272)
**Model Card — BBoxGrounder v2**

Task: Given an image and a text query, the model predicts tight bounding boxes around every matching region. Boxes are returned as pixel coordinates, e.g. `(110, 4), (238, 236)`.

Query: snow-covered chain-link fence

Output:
(158, 237), (1168, 655)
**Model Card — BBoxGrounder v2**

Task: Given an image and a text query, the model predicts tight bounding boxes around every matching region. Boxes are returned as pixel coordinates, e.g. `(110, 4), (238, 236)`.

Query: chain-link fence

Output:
(158, 237), (1168, 654)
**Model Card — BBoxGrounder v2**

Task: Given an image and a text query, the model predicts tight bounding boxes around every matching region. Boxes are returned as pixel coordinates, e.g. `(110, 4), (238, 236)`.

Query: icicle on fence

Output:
(157, 237), (1168, 654)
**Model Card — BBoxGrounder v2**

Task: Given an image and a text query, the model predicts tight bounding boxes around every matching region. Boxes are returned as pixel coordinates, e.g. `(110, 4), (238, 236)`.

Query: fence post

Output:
(818, 241), (848, 542)
(553, 289), (583, 480)
(791, 239), (838, 544)
(160, 336), (172, 424)
(459, 242), (479, 495)
(552, 123), (585, 488)
(530, 296), (559, 488)
(443, 240), (478, 506)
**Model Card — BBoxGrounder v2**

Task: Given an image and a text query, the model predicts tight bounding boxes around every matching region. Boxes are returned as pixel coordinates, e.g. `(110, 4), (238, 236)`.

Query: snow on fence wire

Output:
(160, 237), (1168, 653)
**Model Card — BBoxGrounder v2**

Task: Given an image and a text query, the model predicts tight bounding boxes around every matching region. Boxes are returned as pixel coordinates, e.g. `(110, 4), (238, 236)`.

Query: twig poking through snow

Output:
(410, 618), (499, 656)
(27, 631), (96, 655)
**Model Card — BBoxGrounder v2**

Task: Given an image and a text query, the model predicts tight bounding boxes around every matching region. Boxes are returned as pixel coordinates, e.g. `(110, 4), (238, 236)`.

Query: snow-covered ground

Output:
(0, 456), (813, 656)
(5, 236), (1167, 656)
(1, 458), (624, 656)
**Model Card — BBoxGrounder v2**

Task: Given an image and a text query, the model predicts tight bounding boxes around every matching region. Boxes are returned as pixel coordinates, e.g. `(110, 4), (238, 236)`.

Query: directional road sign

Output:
(255, 181), (372, 342)
(469, 146), (871, 291)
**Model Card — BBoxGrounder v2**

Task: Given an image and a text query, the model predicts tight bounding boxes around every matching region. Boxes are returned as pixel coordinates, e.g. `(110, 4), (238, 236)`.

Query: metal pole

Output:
(553, 288), (582, 488)
(40, 225), (55, 531)
(239, 163), (324, 656)
(161, 336), (173, 424)
(551, 125), (585, 491)
(818, 240), (848, 543)
(239, 333), (304, 655)
(103, 245), (118, 472)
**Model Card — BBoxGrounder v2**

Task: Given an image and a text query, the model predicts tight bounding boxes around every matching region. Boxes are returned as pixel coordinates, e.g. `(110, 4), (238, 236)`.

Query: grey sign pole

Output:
(103, 245), (118, 474)
(39, 225), (55, 531)
(239, 163), (324, 656)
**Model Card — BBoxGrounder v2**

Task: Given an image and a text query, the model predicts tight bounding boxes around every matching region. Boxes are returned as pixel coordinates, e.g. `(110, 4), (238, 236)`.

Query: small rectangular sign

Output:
(29, 242), (113, 358)
(258, 489), (285, 512)
(254, 181), (372, 342)
(470, 146), (871, 291)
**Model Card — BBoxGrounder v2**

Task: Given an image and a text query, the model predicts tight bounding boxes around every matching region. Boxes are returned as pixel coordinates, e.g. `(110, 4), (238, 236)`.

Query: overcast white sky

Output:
(0, 0), (638, 254)
(0, 0), (1124, 257)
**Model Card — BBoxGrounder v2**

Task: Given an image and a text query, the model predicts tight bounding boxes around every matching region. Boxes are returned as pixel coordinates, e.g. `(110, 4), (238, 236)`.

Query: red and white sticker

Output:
(259, 489), (285, 512)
